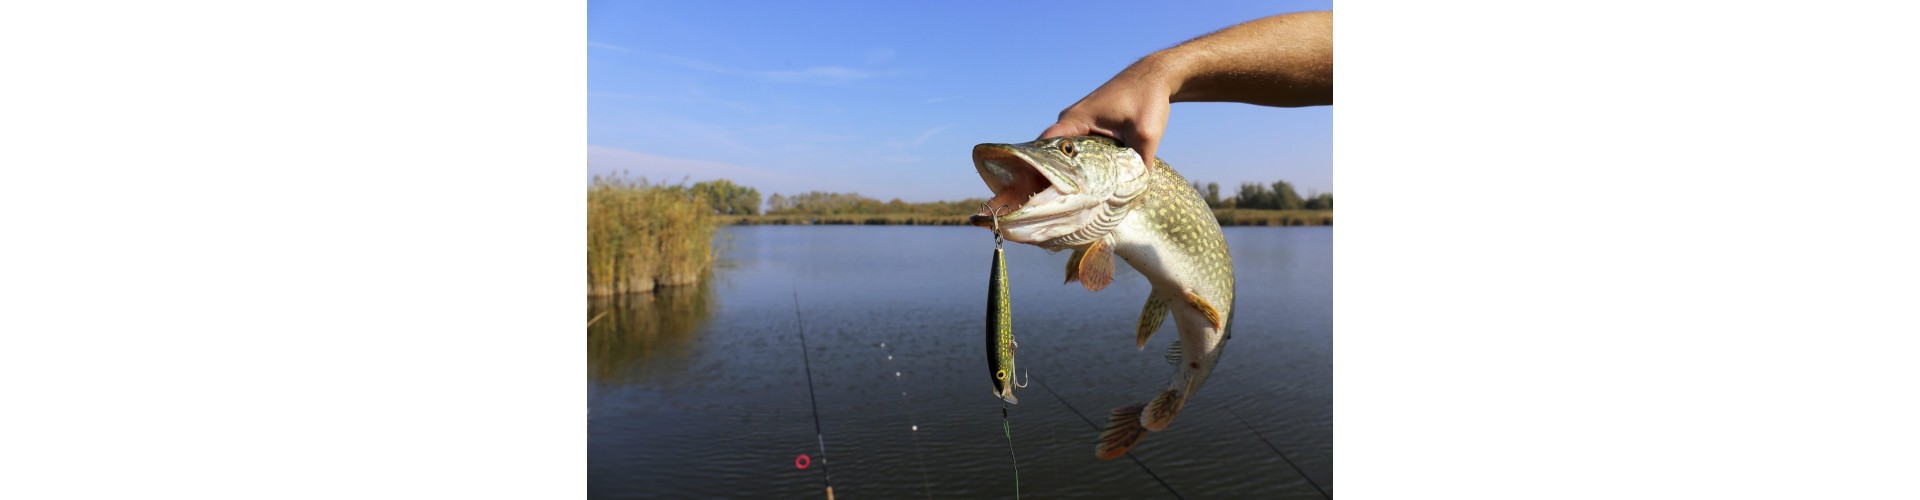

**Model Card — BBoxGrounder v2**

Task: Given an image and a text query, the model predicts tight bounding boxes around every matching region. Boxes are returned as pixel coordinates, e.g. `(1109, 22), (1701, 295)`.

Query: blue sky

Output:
(589, 0), (1333, 202)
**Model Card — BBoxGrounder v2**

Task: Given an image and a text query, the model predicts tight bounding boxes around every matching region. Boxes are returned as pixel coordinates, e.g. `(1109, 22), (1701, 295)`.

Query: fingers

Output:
(1114, 123), (1158, 166)
(1131, 102), (1168, 165)
(1130, 134), (1159, 167)
(1038, 121), (1086, 140)
(1042, 121), (1123, 147)
(1048, 121), (1156, 165)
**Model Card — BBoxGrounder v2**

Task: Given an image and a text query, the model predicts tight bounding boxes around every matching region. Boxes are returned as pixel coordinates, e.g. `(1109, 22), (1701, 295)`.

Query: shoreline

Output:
(721, 209), (1332, 227)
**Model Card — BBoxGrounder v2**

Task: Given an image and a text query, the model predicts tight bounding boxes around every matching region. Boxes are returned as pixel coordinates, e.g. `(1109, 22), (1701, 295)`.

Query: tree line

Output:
(672, 178), (1329, 216)
(764, 191), (987, 216)
(1191, 181), (1332, 210)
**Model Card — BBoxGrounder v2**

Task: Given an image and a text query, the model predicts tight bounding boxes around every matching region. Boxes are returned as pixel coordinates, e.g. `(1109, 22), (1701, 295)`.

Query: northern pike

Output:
(968, 136), (1234, 460)
(985, 211), (1025, 404)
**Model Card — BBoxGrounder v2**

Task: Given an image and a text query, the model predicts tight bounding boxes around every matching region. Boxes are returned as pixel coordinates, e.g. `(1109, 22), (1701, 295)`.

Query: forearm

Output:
(1138, 11), (1333, 107)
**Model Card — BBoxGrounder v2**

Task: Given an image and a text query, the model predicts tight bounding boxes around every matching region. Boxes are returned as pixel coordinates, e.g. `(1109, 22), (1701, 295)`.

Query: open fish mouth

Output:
(969, 144), (1074, 228)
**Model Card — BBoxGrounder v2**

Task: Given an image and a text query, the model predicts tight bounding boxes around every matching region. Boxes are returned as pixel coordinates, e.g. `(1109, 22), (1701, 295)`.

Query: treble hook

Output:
(982, 202), (1008, 245)
(1010, 335), (1028, 389)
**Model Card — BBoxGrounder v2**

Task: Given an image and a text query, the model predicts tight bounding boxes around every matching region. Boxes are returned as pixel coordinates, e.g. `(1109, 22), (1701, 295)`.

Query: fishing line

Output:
(877, 341), (934, 500)
(1225, 405), (1331, 500)
(1003, 405), (1021, 499)
(792, 288), (835, 500)
(1031, 376), (1186, 500)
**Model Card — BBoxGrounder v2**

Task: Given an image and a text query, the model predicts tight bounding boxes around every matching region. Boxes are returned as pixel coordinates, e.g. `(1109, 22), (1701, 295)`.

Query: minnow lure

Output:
(985, 206), (1027, 404)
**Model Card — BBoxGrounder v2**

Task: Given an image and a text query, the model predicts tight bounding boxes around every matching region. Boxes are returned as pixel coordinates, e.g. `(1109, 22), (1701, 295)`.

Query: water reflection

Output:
(589, 227), (1333, 498)
(587, 276), (715, 386)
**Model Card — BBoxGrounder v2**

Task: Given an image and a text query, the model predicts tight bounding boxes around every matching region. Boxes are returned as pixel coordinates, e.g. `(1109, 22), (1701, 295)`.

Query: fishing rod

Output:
(1225, 406), (1331, 499)
(877, 341), (934, 500)
(792, 288), (835, 500)
(1031, 376), (1186, 500)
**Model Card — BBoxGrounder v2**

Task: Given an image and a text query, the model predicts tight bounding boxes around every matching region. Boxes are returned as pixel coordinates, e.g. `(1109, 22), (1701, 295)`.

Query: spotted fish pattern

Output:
(967, 136), (1235, 460)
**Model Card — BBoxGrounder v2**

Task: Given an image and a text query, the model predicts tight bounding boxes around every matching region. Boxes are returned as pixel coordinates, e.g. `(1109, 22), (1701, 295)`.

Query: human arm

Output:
(1039, 11), (1333, 164)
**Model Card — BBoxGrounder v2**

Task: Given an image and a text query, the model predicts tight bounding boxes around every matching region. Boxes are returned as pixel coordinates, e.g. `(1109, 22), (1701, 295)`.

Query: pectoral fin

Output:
(1136, 294), (1170, 349)
(1065, 246), (1085, 284)
(1183, 289), (1224, 331)
(1164, 340), (1182, 366)
(1067, 239), (1113, 292)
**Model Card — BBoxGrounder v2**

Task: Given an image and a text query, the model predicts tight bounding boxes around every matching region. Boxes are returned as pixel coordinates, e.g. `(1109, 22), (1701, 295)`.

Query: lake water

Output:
(588, 225), (1331, 498)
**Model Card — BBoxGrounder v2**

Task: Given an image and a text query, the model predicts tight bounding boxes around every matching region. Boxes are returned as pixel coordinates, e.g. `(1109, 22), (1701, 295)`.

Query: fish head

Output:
(970, 136), (1151, 248)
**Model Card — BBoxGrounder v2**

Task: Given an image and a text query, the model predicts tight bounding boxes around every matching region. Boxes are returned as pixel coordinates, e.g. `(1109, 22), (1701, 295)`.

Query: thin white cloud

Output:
(586, 145), (868, 195)
(645, 52), (878, 85)
(910, 124), (954, 147)
(587, 145), (800, 188)
(759, 66), (873, 84)
(587, 41), (629, 52)
(923, 95), (964, 104)
(588, 92), (754, 113)
(657, 53), (731, 74)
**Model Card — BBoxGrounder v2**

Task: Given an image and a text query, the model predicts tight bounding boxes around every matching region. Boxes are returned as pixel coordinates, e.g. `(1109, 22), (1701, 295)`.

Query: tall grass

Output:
(1211, 209), (1333, 227)
(588, 173), (718, 296)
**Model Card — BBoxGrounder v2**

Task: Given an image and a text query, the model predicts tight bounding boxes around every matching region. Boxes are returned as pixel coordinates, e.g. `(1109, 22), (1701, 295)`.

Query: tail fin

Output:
(1095, 404), (1148, 460)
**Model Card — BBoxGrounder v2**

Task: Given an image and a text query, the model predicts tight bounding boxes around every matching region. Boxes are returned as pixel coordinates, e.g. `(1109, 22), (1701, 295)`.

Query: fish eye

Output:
(1058, 140), (1077, 157)
(995, 370), (1007, 381)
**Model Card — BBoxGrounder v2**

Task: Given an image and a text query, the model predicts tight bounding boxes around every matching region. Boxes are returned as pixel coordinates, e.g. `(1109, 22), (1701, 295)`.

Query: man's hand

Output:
(1039, 60), (1174, 167)
(1039, 11), (1332, 166)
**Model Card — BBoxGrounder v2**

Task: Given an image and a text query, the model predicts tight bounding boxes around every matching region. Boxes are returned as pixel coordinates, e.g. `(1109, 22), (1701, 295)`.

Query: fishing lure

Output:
(986, 205), (1027, 404)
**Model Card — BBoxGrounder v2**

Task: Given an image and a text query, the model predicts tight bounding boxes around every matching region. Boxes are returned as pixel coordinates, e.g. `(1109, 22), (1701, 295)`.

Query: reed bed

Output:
(588, 174), (718, 296)
(1211, 209), (1333, 227)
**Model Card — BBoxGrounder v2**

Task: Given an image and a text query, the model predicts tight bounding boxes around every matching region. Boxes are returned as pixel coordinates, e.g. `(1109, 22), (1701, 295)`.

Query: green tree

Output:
(1273, 181), (1304, 210)
(1304, 193), (1333, 210)
(1237, 182), (1273, 209)
(1205, 182), (1221, 208)
(690, 179), (761, 215)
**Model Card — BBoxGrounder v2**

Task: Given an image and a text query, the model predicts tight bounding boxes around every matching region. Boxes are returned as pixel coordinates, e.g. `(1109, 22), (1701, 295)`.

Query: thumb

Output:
(1039, 122), (1088, 140)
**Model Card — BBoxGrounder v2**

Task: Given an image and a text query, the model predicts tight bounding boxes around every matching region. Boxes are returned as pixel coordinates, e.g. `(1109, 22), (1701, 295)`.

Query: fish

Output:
(986, 210), (1026, 404)
(968, 136), (1234, 460)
